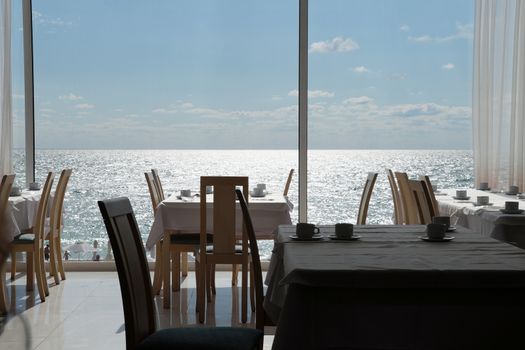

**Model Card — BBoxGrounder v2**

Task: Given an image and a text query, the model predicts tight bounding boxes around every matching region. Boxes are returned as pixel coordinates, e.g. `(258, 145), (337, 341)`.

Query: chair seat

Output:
(12, 233), (35, 243)
(136, 327), (263, 350)
(170, 233), (213, 245)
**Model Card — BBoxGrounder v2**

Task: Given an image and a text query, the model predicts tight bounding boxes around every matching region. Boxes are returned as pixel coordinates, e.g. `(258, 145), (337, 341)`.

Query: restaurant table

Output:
(1, 190), (42, 242)
(265, 225), (525, 350)
(146, 192), (293, 250)
(437, 188), (525, 249)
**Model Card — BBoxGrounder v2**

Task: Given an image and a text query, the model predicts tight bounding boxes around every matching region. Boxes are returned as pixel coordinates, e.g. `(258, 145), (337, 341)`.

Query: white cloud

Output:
(32, 11), (72, 28)
(353, 66), (369, 73)
(74, 103), (95, 109)
(408, 22), (473, 43)
(400, 25), (410, 32)
(309, 37), (359, 53)
(59, 93), (84, 101)
(343, 96), (374, 105)
(442, 63), (455, 70)
(287, 90), (335, 98)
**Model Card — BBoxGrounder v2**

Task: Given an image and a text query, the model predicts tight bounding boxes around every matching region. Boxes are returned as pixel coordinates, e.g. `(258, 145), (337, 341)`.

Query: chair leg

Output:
(0, 264), (8, 316)
(241, 261), (248, 323)
(197, 259), (206, 323)
(232, 264), (238, 286)
(26, 252), (34, 291)
(38, 247), (50, 297)
(206, 264), (213, 303)
(49, 236), (60, 286)
(172, 251), (181, 292)
(211, 264), (216, 295)
(249, 262), (255, 312)
(162, 233), (171, 309)
(181, 252), (188, 277)
(33, 249), (46, 302)
(56, 232), (66, 280)
(152, 242), (163, 295)
(10, 250), (16, 281)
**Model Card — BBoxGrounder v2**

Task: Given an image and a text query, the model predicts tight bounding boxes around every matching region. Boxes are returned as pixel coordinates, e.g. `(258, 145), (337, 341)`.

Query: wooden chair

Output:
(195, 176), (249, 324)
(419, 175), (440, 218)
(10, 172), (54, 302)
(0, 174), (15, 315)
(283, 169), (294, 196)
(48, 169), (72, 284)
(144, 172), (164, 295)
(98, 197), (263, 350)
(356, 172), (378, 225)
(386, 169), (404, 224)
(237, 189), (276, 349)
(409, 179), (433, 224)
(395, 172), (420, 225)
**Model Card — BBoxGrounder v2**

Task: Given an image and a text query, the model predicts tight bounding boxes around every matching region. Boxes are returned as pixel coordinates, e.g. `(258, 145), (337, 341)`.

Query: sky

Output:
(11, 0), (474, 149)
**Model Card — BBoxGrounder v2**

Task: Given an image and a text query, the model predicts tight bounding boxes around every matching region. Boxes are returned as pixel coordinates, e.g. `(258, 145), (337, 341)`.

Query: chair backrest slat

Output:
(151, 169), (165, 201)
(419, 175), (439, 218)
(236, 189), (265, 331)
(283, 169), (294, 196)
(357, 172), (378, 225)
(200, 176), (248, 256)
(98, 197), (156, 350)
(145, 172), (161, 214)
(408, 179), (433, 224)
(50, 169), (72, 231)
(395, 172), (420, 225)
(386, 169), (404, 224)
(34, 173), (55, 244)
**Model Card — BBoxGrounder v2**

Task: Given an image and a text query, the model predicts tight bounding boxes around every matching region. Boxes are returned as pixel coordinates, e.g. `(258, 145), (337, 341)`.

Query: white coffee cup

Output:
(476, 196), (490, 205)
(508, 185), (519, 195)
(252, 187), (264, 196)
(479, 182), (489, 190)
(257, 183), (266, 191)
(456, 190), (467, 198)
(29, 182), (40, 190)
(505, 201), (519, 211)
(10, 186), (21, 196)
(180, 189), (192, 197)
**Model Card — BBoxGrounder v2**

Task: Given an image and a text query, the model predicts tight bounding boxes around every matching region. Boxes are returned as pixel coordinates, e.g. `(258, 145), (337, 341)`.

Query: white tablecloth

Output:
(437, 188), (525, 248)
(146, 192), (293, 250)
(1, 190), (41, 242)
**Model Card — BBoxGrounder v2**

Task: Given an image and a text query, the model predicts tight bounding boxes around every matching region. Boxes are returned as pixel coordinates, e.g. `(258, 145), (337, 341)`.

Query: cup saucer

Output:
(290, 234), (323, 241)
(419, 236), (454, 242)
(250, 190), (267, 198)
(505, 192), (519, 196)
(499, 209), (524, 214)
(477, 187), (491, 191)
(453, 196), (470, 200)
(474, 202), (493, 207)
(328, 234), (361, 241)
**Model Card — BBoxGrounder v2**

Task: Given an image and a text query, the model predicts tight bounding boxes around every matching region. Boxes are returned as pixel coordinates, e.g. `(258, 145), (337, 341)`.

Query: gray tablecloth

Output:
(265, 225), (525, 350)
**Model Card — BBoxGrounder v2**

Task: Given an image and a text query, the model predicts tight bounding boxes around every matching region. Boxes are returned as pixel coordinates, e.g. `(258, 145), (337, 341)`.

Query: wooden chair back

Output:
(50, 169), (72, 232)
(34, 172), (55, 246)
(236, 189), (264, 332)
(356, 172), (378, 225)
(408, 179), (433, 224)
(98, 197), (156, 350)
(386, 169), (404, 224)
(283, 169), (294, 196)
(0, 174), (15, 216)
(151, 169), (165, 201)
(395, 172), (420, 224)
(145, 172), (161, 214)
(419, 175), (440, 218)
(200, 176), (248, 257)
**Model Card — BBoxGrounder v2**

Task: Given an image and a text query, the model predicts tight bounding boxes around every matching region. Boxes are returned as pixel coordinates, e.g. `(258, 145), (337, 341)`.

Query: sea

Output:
(13, 149), (474, 260)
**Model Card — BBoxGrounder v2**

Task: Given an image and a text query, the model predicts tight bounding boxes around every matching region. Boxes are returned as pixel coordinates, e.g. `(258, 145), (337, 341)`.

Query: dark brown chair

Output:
(98, 197), (263, 350)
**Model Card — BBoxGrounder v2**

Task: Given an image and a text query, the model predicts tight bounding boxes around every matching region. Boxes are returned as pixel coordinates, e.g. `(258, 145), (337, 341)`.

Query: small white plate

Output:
(290, 234), (323, 241)
(477, 188), (491, 191)
(473, 202), (493, 207)
(453, 196), (470, 200)
(446, 226), (457, 232)
(250, 191), (267, 198)
(419, 236), (455, 242)
(499, 209), (524, 214)
(328, 234), (361, 241)
(505, 192), (519, 196)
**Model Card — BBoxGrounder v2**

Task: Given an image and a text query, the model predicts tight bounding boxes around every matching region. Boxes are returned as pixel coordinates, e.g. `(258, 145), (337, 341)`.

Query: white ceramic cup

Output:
(180, 189), (192, 197)
(456, 190), (467, 198)
(10, 186), (21, 196)
(29, 182), (40, 190)
(479, 182), (489, 190)
(426, 223), (446, 239)
(257, 183), (266, 191)
(508, 185), (519, 195)
(505, 201), (519, 211)
(476, 196), (489, 205)
(252, 187), (264, 196)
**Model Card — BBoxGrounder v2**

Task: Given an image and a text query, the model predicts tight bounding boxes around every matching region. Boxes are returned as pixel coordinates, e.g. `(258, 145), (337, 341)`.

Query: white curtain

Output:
(0, 0), (12, 176)
(473, 0), (525, 190)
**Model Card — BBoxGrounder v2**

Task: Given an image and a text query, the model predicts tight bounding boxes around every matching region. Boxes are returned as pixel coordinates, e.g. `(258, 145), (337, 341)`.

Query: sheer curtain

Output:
(0, 0), (12, 176)
(473, 0), (525, 190)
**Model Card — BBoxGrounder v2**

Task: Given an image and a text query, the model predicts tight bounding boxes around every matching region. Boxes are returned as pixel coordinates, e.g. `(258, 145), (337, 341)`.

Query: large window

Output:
(31, 1), (298, 259)
(308, 0), (474, 224)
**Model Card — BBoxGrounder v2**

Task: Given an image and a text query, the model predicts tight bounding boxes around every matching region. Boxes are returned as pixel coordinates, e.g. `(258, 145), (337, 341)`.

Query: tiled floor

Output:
(0, 271), (274, 349)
